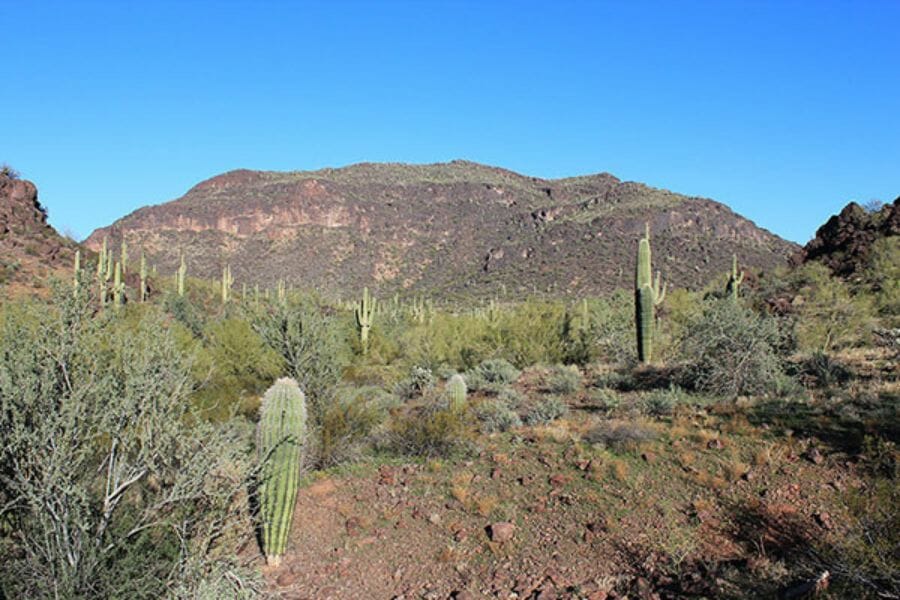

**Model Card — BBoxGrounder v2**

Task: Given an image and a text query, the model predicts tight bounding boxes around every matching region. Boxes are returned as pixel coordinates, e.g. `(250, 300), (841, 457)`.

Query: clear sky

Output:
(2, 0), (897, 243)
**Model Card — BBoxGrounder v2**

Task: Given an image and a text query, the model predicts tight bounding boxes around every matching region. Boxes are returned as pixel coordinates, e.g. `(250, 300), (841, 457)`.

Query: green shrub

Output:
(465, 358), (521, 394)
(319, 387), (390, 467)
(249, 295), (349, 420)
(395, 365), (436, 399)
(679, 299), (789, 398)
(474, 398), (522, 433)
(0, 284), (254, 598)
(583, 420), (659, 451)
(541, 364), (582, 394)
(522, 395), (568, 425)
(641, 384), (690, 417)
(588, 387), (622, 412)
(388, 404), (474, 458)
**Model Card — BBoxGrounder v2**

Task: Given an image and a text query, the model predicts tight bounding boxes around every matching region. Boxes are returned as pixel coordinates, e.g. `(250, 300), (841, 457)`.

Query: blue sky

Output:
(2, 0), (897, 243)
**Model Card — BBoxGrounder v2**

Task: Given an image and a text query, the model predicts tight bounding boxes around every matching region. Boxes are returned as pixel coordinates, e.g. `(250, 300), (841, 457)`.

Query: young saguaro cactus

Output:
(355, 287), (376, 354)
(257, 377), (308, 567)
(635, 224), (666, 363)
(447, 373), (467, 412)
(726, 254), (744, 302)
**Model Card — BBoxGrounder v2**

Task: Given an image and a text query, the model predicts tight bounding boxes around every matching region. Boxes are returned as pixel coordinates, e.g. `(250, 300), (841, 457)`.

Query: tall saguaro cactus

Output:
(257, 378), (307, 567)
(355, 287), (376, 354)
(97, 237), (112, 307)
(635, 224), (666, 363)
(221, 264), (234, 305)
(176, 252), (187, 297)
(112, 261), (125, 309)
(72, 249), (81, 296)
(139, 252), (148, 303)
(726, 254), (744, 302)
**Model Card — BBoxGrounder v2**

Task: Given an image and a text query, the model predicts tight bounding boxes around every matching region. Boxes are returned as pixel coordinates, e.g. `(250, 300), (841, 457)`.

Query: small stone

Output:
(428, 512), (442, 525)
(805, 447), (825, 465)
(641, 451), (657, 464)
(707, 439), (725, 450)
(490, 467), (502, 480)
(487, 521), (515, 543)
(276, 570), (298, 586)
(814, 511), (833, 530)
(345, 516), (362, 536)
(450, 591), (474, 600)
(549, 474), (569, 488)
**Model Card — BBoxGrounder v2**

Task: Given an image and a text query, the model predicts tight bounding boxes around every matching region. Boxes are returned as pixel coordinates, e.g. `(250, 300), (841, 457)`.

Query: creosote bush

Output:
(679, 299), (789, 398)
(475, 398), (522, 433)
(522, 395), (568, 426)
(465, 358), (521, 394)
(541, 364), (582, 394)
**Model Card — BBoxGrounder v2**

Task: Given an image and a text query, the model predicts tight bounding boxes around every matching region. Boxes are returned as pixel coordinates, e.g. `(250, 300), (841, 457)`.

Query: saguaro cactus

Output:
(257, 378), (307, 567)
(635, 224), (666, 363)
(221, 264), (234, 305)
(726, 254), (744, 302)
(72, 249), (81, 296)
(139, 252), (148, 303)
(97, 237), (112, 307)
(112, 261), (125, 309)
(447, 374), (467, 412)
(176, 253), (187, 297)
(355, 287), (376, 354)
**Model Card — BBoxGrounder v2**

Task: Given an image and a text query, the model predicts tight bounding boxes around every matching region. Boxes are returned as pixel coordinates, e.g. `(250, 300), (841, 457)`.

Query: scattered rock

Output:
(813, 511), (833, 530)
(549, 474), (569, 488)
(487, 522), (516, 543)
(804, 447), (825, 465)
(276, 570), (298, 586)
(641, 451), (657, 464)
(707, 439), (725, 450)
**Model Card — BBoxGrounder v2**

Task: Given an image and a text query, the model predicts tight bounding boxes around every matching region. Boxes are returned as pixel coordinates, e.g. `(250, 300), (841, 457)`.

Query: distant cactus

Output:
(447, 374), (467, 412)
(72, 249), (81, 296)
(176, 252), (187, 296)
(635, 224), (666, 363)
(726, 254), (744, 301)
(120, 239), (128, 275)
(97, 237), (112, 307)
(139, 252), (148, 303)
(112, 261), (125, 309)
(276, 279), (286, 304)
(355, 287), (376, 354)
(221, 264), (234, 305)
(257, 378), (307, 567)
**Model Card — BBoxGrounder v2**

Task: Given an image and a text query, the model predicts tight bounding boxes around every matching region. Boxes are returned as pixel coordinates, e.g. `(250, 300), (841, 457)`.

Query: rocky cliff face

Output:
(86, 161), (797, 298)
(801, 197), (899, 277)
(0, 172), (77, 294)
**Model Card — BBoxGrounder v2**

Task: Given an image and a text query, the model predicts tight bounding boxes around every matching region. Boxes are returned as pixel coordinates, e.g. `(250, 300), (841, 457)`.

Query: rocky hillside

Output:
(86, 161), (797, 298)
(800, 197), (899, 277)
(0, 170), (77, 295)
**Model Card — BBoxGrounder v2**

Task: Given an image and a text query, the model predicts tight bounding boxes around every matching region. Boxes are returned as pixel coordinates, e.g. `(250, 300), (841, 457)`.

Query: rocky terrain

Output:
(0, 170), (77, 295)
(800, 197), (899, 277)
(86, 161), (797, 299)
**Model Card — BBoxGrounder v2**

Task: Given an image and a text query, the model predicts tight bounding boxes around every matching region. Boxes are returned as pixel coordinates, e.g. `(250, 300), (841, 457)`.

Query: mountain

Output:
(0, 170), (78, 295)
(85, 161), (797, 299)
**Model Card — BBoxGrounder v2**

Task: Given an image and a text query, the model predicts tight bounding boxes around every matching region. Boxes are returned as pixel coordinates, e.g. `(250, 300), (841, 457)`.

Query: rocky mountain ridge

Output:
(85, 160), (797, 298)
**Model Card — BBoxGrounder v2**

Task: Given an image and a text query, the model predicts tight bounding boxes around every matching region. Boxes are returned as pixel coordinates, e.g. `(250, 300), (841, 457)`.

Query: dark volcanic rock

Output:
(801, 197), (899, 277)
(85, 160), (797, 298)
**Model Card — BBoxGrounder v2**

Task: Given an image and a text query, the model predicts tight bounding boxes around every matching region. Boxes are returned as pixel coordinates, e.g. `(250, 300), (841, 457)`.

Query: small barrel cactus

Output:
(257, 377), (307, 567)
(447, 373), (467, 412)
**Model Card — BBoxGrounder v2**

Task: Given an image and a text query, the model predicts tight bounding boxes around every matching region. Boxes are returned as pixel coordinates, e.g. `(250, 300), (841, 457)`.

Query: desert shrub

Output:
(791, 263), (876, 352)
(591, 289), (637, 364)
(497, 385), (526, 409)
(474, 398), (522, 433)
(583, 420), (659, 451)
(163, 292), (205, 336)
(192, 317), (283, 420)
(865, 237), (900, 326)
(249, 295), (349, 420)
(588, 387), (622, 412)
(389, 404), (474, 458)
(541, 364), (582, 394)
(319, 388), (390, 467)
(521, 395), (568, 426)
(593, 369), (637, 391)
(799, 351), (851, 389)
(465, 358), (521, 393)
(492, 300), (568, 367)
(641, 384), (690, 417)
(0, 285), (255, 598)
(680, 299), (789, 398)
(394, 365), (436, 399)
(401, 312), (493, 371)
(0, 163), (20, 179)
